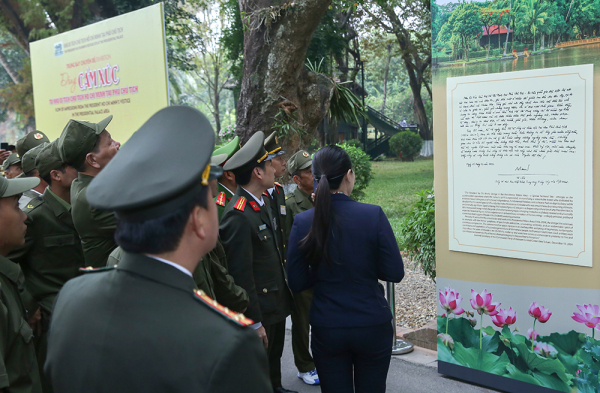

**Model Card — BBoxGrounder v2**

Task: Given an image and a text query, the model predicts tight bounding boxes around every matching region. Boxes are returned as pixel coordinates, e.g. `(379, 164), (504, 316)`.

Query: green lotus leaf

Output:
(452, 342), (509, 375)
(437, 337), (460, 365)
(514, 342), (571, 384)
(538, 330), (586, 356)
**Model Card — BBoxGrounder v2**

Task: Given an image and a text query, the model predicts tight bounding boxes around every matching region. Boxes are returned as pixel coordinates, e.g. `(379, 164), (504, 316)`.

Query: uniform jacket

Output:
(193, 239), (249, 313)
(18, 190), (41, 211)
(71, 173), (117, 268)
(219, 186), (293, 326)
(0, 256), (41, 393)
(284, 186), (313, 240)
(287, 193), (404, 328)
(8, 189), (84, 314)
(45, 252), (271, 393)
(265, 182), (287, 261)
(215, 182), (234, 222)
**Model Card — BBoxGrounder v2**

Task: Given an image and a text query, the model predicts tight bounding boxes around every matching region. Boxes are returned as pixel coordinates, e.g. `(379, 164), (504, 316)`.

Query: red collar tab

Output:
(249, 201), (261, 211)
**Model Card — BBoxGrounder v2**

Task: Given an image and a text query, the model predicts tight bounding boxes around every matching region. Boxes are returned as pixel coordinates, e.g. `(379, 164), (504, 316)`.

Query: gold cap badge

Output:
(34, 133), (43, 140)
(302, 152), (309, 157)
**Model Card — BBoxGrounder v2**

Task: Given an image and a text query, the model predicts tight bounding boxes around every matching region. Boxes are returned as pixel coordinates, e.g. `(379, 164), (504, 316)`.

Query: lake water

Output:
(433, 43), (600, 85)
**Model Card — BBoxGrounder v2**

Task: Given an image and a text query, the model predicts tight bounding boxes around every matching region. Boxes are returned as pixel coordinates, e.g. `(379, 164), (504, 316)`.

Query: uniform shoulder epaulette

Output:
(215, 192), (226, 207)
(285, 194), (292, 200)
(234, 196), (247, 211)
(193, 289), (254, 327)
(274, 182), (283, 188)
(79, 265), (116, 273)
(22, 197), (43, 213)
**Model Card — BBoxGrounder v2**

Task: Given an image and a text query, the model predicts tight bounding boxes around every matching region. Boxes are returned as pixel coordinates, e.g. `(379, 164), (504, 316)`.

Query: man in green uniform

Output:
(0, 174), (43, 393)
(8, 142), (84, 391)
(57, 116), (121, 267)
(18, 144), (49, 210)
(3, 153), (23, 179)
(16, 131), (49, 158)
(45, 106), (271, 393)
(263, 133), (288, 260)
(284, 150), (319, 385)
(212, 136), (240, 221)
(219, 131), (296, 393)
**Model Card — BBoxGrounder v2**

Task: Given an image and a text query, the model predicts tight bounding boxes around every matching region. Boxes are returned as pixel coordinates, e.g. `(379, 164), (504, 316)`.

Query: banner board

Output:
(30, 4), (169, 143)
(433, 3), (600, 392)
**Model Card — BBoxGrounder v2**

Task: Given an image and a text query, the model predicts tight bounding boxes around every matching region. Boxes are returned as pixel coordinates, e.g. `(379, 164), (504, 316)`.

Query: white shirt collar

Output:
(218, 182), (235, 195)
(241, 186), (265, 206)
(31, 189), (43, 196)
(267, 187), (275, 196)
(145, 255), (192, 278)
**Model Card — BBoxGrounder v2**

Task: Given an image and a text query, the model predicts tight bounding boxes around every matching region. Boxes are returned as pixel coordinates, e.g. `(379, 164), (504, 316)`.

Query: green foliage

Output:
(389, 131), (423, 161)
(345, 138), (364, 150)
(272, 109), (306, 139)
(336, 142), (373, 201)
(573, 337), (600, 392)
(398, 188), (435, 281)
(438, 2), (482, 61)
(329, 81), (368, 127)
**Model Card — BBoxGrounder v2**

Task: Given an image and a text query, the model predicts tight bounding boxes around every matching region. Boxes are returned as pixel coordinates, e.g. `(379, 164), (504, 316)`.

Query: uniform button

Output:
(263, 288), (268, 293)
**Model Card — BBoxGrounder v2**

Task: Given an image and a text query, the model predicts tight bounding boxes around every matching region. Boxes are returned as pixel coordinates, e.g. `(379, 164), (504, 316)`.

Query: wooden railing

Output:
(557, 37), (600, 48)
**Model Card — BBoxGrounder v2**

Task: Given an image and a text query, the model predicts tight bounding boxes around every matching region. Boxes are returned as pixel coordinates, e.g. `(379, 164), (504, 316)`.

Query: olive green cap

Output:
(0, 176), (40, 198)
(264, 132), (286, 157)
(21, 142), (48, 174)
(2, 153), (21, 171)
(212, 136), (240, 166)
(223, 131), (273, 175)
(86, 106), (222, 223)
(287, 150), (312, 175)
(16, 131), (50, 157)
(57, 115), (112, 168)
(36, 142), (63, 178)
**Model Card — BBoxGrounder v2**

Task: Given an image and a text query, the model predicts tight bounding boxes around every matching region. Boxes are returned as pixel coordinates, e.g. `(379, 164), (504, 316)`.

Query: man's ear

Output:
(253, 166), (264, 180)
(50, 169), (62, 183)
(225, 171), (236, 181)
(292, 174), (301, 186)
(190, 205), (208, 241)
(85, 152), (101, 169)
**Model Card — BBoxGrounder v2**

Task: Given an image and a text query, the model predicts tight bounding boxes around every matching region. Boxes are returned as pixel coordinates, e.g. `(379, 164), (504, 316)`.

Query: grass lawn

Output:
(361, 157), (434, 244)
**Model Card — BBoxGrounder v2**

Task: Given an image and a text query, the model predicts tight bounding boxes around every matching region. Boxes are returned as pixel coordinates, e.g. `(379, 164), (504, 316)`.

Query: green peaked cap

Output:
(16, 131), (50, 157)
(2, 153), (21, 171)
(212, 136), (240, 166)
(21, 142), (49, 173)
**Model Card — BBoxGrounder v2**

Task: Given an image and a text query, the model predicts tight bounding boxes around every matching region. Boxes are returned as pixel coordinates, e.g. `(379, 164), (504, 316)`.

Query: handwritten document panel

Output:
(447, 65), (593, 266)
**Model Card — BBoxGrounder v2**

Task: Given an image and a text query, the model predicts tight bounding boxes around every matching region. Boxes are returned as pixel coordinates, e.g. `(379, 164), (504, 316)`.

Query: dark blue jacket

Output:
(287, 194), (404, 328)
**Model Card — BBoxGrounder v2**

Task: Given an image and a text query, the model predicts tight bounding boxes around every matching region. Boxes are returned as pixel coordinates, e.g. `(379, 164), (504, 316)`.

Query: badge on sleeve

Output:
(280, 205), (286, 215)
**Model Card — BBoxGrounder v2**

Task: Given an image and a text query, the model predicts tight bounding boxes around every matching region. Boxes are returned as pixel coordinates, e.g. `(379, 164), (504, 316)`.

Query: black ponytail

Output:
(300, 145), (352, 267)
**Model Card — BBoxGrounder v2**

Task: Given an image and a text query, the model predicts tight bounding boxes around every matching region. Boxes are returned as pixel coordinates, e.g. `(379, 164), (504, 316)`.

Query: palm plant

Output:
(516, 0), (549, 51)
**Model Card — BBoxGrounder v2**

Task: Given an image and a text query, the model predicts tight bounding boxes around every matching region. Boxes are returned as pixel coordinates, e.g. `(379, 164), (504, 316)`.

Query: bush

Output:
(345, 138), (364, 151)
(389, 131), (423, 161)
(399, 188), (435, 281)
(336, 142), (373, 201)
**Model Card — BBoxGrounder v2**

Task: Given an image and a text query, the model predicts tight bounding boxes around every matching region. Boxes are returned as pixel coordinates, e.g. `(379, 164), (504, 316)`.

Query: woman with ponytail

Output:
(287, 145), (404, 393)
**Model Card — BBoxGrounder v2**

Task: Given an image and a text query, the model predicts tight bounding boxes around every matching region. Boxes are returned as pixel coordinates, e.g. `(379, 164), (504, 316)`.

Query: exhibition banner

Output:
(433, 2), (599, 392)
(30, 3), (169, 142)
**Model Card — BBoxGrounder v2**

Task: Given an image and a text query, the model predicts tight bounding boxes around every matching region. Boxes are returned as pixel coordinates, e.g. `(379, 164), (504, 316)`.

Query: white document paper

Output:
(447, 65), (593, 266)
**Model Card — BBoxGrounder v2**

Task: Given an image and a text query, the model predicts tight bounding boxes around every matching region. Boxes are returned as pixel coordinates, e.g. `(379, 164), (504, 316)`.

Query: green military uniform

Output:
(16, 131), (49, 157)
(219, 131), (293, 391)
(57, 116), (117, 267)
(263, 133), (288, 260)
(0, 175), (43, 393)
(8, 142), (85, 393)
(108, 241), (249, 313)
(70, 174), (117, 267)
(284, 150), (317, 376)
(212, 137), (240, 221)
(45, 106), (271, 392)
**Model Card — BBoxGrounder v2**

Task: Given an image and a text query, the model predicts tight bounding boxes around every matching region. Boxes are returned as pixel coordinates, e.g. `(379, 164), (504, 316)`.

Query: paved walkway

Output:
(280, 320), (499, 393)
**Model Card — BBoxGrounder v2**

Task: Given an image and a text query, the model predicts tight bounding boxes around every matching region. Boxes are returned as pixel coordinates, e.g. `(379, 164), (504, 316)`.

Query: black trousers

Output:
(264, 320), (286, 389)
(291, 288), (315, 373)
(311, 322), (393, 393)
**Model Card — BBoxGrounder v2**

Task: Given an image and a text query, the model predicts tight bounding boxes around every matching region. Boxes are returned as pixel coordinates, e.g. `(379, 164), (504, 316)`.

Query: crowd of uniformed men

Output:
(0, 106), (322, 392)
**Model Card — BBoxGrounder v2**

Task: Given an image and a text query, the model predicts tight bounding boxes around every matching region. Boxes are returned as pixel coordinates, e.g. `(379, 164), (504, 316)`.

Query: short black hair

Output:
(235, 161), (265, 186)
(41, 166), (66, 186)
(25, 169), (38, 178)
(115, 187), (210, 254)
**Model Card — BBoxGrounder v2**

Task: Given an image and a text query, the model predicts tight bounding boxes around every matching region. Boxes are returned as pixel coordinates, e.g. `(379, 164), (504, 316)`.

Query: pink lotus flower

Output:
(491, 307), (517, 327)
(439, 287), (465, 316)
(534, 342), (557, 357)
(437, 333), (455, 350)
(572, 304), (600, 329)
(470, 289), (500, 316)
(529, 302), (552, 323)
(527, 328), (538, 342)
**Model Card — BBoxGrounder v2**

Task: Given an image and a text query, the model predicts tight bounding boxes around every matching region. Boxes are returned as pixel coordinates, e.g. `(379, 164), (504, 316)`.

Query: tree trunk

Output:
(0, 50), (19, 84)
(0, 0), (32, 54)
(213, 63), (221, 135)
(236, 0), (334, 144)
(381, 44), (392, 115)
(504, 24), (510, 56)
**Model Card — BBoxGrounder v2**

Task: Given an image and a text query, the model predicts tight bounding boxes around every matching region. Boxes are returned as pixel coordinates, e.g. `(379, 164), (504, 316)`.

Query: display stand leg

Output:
(386, 281), (414, 355)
